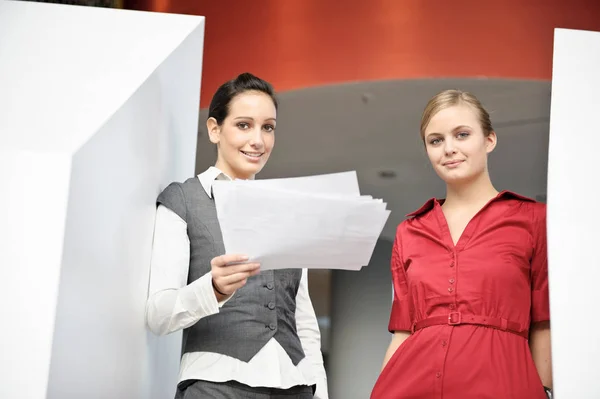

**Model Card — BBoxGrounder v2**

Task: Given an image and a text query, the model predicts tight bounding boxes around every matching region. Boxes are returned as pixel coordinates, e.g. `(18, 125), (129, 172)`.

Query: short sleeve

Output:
(156, 182), (186, 222)
(388, 228), (413, 333)
(530, 203), (550, 323)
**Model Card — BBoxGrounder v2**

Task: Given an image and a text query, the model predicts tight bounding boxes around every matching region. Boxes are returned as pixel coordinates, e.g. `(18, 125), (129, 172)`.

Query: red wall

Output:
(125, 0), (600, 107)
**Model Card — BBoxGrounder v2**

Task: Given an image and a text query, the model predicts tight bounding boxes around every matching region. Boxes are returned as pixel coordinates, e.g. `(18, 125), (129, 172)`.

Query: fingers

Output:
(220, 279), (246, 294)
(213, 268), (260, 295)
(226, 262), (260, 275)
(211, 254), (249, 267)
(211, 255), (261, 296)
(220, 270), (258, 288)
(213, 263), (260, 280)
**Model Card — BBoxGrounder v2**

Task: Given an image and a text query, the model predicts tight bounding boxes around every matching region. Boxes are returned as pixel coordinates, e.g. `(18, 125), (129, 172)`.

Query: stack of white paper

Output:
(212, 171), (390, 271)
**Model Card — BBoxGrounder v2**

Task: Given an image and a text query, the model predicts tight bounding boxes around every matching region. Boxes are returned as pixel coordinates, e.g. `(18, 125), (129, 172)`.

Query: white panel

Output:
(0, 150), (72, 399)
(46, 22), (204, 398)
(0, 0), (202, 154)
(547, 28), (600, 399)
(0, 1), (204, 398)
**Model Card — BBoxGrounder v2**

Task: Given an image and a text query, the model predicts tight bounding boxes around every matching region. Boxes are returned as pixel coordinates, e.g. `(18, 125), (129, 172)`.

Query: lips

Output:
(240, 150), (263, 160)
(443, 160), (464, 167)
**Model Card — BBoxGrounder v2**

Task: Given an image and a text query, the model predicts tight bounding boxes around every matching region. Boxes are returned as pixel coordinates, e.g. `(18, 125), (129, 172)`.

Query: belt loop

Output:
(500, 318), (508, 331)
(411, 322), (416, 334)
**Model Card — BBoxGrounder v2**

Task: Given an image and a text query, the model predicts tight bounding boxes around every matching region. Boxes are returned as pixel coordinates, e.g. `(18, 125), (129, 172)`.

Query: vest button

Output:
(266, 282), (274, 290)
(268, 302), (275, 310)
(269, 323), (276, 330)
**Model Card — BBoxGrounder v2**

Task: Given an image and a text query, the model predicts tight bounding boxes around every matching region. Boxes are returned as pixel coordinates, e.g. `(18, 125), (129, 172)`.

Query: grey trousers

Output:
(175, 380), (315, 399)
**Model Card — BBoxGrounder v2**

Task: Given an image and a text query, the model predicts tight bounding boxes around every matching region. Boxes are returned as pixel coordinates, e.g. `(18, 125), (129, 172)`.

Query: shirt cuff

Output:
(531, 288), (550, 323)
(388, 295), (412, 333)
(189, 272), (234, 314)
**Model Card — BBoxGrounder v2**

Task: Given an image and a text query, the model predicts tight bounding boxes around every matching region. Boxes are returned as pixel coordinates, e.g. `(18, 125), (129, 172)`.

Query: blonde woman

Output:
(371, 90), (552, 399)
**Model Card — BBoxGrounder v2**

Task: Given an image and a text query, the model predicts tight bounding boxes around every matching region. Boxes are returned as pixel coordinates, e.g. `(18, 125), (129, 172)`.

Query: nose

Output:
(443, 137), (457, 155)
(248, 126), (264, 149)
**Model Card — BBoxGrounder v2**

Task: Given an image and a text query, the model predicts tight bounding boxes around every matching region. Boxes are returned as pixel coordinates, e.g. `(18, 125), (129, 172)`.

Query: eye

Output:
(263, 124), (275, 132)
(429, 137), (442, 145)
(237, 122), (250, 130)
(457, 131), (470, 139)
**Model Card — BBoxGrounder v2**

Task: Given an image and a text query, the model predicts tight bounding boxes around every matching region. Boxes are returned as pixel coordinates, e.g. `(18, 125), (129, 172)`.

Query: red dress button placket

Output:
(450, 252), (458, 307)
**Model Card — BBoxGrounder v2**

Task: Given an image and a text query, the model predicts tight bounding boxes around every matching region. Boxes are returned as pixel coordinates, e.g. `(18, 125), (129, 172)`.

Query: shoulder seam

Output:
(173, 182), (187, 223)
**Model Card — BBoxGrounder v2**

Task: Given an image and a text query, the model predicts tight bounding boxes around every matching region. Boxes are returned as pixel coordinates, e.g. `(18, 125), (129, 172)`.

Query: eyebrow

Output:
(426, 125), (472, 137)
(453, 125), (472, 131)
(233, 116), (277, 122)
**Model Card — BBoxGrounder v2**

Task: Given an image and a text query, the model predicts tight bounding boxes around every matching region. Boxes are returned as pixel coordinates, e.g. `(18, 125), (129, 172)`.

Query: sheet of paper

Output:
(213, 171), (390, 271)
(231, 171), (360, 196)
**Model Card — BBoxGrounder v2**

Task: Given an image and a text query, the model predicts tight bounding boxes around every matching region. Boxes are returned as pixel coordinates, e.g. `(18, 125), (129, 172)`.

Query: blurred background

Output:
(19, 1), (600, 397)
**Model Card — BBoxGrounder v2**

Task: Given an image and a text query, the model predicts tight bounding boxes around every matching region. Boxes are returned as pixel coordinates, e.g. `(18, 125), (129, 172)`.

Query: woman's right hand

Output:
(210, 254), (261, 301)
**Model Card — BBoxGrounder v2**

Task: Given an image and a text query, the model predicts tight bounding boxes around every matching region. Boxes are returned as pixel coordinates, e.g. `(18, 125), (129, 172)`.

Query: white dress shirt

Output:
(146, 166), (328, 398)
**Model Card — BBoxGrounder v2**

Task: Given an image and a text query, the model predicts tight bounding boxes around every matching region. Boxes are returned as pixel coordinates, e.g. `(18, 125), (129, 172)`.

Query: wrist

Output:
(211, 278), (230, 300)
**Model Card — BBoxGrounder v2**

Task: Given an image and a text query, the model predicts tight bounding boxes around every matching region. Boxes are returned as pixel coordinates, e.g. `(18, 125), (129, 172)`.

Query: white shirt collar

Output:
(198, 166), (231, 198)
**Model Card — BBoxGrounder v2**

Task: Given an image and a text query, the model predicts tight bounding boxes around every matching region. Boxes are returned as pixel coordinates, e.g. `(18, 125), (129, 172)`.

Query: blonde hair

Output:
(420, 90), (493, 140)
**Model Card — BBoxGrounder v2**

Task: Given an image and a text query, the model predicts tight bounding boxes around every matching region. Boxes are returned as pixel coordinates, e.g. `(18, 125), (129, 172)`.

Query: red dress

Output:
(371, 191), (549, 399)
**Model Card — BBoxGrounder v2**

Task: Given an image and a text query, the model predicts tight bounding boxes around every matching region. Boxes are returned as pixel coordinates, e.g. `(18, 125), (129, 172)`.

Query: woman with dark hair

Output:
(146, 73), (328, 399)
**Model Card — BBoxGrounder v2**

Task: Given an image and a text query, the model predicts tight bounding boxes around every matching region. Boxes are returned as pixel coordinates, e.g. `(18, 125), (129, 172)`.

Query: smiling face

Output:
(423, 104), (497, 186)
(207, 90), (276, 180)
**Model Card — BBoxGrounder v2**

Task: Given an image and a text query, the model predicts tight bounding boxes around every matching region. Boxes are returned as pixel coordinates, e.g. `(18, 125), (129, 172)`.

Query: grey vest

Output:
(157, 177), (305, 365)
